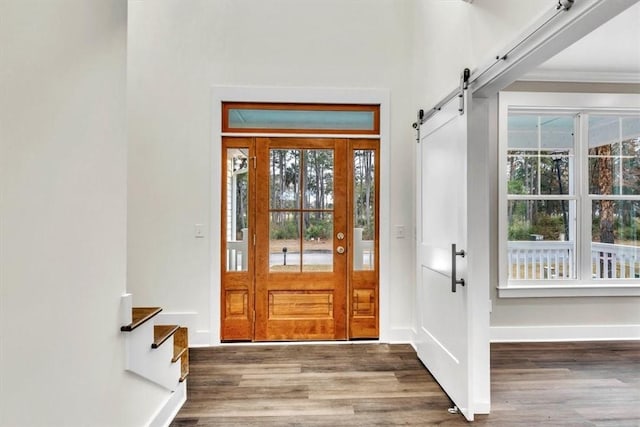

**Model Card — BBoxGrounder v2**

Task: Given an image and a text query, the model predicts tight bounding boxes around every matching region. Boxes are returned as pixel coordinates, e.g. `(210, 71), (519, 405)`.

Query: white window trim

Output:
(498, 91), (640, 298)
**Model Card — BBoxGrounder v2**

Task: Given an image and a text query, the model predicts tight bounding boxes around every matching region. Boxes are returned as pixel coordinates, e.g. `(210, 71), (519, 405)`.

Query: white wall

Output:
(412, 0), (640, 342)
(411, 0), (550, 109)
(127, 0), (639, 346)
(0, 1), (169, 425)
(490, 83), (640, 340)
(127, 0), (416, 342)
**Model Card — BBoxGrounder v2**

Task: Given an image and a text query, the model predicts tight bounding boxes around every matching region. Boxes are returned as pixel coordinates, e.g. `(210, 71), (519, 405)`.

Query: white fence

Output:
(508, 240), (640, 280)
(226, 227), (374, 271)
(353, 228), (374, 270)
(226, 228), (248, 271)
(508, 241), (574, 280)
(592, 242), (640, 279)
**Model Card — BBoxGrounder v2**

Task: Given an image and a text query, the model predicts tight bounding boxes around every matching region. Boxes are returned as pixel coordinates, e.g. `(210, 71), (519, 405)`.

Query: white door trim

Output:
(210, 86), (391, 345)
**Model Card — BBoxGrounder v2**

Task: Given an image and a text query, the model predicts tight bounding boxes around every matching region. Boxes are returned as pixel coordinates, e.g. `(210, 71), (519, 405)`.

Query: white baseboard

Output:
(154, 312), (197, 329)
(154, 312), (212, 346)
(190, 330), (213, 347)
(148, 380), (187, 427)
(382, 326), (413, 344)
(491, 324), (640, 342)
(120, 293), (133, 326)
(190, 328), (411, 348)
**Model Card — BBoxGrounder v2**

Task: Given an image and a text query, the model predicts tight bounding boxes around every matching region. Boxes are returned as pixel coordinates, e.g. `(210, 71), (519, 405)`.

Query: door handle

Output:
(451, 244), (466, 293)
(336, 246), (345, 254)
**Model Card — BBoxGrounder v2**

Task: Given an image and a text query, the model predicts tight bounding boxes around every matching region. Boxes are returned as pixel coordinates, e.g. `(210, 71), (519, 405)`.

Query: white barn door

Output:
(416, 91), (475, 421)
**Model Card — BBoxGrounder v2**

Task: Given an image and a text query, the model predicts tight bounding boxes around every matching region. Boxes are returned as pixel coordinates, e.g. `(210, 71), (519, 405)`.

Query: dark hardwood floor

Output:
(171, 341), (640, 426)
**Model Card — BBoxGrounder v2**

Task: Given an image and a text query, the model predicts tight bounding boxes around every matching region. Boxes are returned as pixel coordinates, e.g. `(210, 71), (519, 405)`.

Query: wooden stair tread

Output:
(120, 307), (162, 332)
(175, 326), (189, 382)
(172, 344), (187, 363)
(152, 324), (180, 349)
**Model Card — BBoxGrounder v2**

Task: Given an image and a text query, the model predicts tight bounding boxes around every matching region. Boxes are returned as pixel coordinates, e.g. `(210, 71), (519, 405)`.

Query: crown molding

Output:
(520, 69), (640, 84)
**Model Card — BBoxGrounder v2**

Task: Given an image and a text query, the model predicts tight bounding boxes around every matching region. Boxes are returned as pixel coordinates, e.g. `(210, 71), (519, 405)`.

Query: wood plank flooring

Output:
(171, 341), (640, 426)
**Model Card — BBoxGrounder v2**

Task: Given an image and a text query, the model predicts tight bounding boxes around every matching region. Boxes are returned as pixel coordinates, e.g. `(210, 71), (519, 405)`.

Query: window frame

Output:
(222, 102), (380, 135)
(498, 91), (640, 298)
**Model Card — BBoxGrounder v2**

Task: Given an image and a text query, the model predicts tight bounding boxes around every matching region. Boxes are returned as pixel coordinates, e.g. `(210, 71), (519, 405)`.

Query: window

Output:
(499, 92), (640, 297)
(223, 103), (379, 134)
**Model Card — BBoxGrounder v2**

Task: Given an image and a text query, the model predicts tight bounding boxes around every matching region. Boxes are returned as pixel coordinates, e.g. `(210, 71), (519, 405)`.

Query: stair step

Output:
(172, 344), (187, 363)
(174, 327), (189, 382)
(121, 307), (162, 332)
(152, 325), (180, 349)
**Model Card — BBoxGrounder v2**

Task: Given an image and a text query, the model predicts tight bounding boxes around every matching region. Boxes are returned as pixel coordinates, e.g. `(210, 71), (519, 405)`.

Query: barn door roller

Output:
(412, 67), (470, 142)
(458, 68), (471, 115)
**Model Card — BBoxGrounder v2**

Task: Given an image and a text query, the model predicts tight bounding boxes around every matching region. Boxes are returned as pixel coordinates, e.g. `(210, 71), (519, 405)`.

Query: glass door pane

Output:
(302, 149), (334, 272)
(269, 148), (301, 272)
(269, 148), (336, 273)
(269, 149), (300, 209)
(353, 149), (376, 271)
(269, 212), (300, 272)
(303, 150), (334, 209)
(225, 148), (249, 272)
(303, 212), (333, 272)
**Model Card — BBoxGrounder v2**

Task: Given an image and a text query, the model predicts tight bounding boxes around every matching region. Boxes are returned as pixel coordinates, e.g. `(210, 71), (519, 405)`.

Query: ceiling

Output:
(522, 2), (640, 83)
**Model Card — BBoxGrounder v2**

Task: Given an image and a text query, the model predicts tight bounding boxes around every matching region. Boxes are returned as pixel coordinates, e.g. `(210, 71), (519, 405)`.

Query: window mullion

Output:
(579, 113), (592, 282)
(618, 117), (623, 196)
(537, 116), (542, 195)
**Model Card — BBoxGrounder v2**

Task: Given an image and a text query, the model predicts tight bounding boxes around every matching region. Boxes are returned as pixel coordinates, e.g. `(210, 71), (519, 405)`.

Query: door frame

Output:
(210, 86), (391, 346)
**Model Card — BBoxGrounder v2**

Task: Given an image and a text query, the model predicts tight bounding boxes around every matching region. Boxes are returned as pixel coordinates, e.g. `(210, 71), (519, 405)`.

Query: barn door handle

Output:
(451, 244), (466, 293)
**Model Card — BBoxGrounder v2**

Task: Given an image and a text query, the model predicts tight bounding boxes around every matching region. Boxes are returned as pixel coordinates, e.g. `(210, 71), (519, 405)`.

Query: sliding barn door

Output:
(416, 93), (474, 420)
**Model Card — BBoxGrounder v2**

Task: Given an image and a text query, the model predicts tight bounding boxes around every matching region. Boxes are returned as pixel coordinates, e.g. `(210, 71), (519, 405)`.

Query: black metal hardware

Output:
(451, 243), (466, 293)
(458, 68), (471, 114)
(412, 109), (425, 132)
(557, 0), (574, 11)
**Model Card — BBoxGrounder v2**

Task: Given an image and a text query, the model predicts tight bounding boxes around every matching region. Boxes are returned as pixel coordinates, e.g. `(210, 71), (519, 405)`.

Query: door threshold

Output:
(219, 339), (381, 347)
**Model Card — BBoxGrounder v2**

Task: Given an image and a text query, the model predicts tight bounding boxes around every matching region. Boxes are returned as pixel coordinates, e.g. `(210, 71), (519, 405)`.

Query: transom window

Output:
(499, 92), (640, 297)
(222, 103), (379, 134)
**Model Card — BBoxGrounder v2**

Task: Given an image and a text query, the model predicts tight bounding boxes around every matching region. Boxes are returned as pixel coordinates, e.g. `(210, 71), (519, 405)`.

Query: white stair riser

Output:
(124, 321), (181, 391)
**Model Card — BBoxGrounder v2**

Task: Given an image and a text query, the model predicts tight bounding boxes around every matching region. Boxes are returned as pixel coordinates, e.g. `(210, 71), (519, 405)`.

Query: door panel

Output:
(349, 141), (379, 338)
(416, 94), (473, 420)
(221, 138), (255, 341)
(255, 138), (348, 341)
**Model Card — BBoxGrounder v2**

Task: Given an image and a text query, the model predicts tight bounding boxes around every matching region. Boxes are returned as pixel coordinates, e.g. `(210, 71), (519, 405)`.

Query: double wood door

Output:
(221, 137), (378, 341)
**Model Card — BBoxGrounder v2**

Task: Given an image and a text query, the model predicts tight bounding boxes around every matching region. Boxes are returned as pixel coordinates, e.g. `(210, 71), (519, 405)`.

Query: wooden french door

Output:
(221, 137), (379, 341)
(255, 138), (347, 340)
